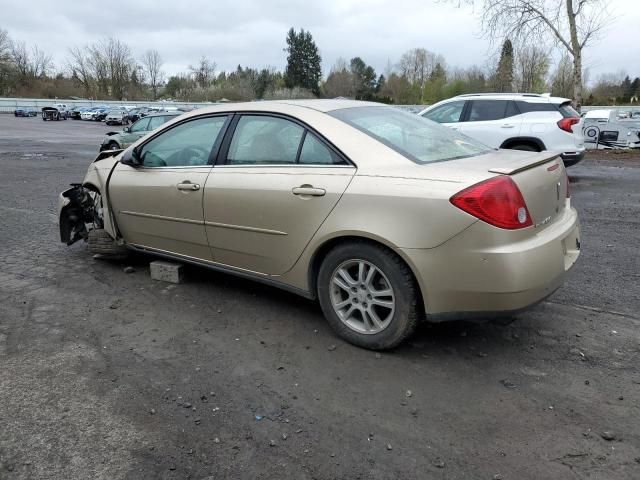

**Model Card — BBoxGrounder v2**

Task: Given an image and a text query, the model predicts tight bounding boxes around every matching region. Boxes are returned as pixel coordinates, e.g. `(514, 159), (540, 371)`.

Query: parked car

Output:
(93, 108), (110, 122)
(419, 93), (586, 166)
(99, 112), (181, 151)
(126, 107), (145, 123)
(42, 106), (68, 121)
(14, 106), (38, 117)
(582, 109), (640, 149)
(105, 107), (131, 126)
(69, 107), (92, 120)
(59, 100), (581, 350)
(81, 107), (106, 121)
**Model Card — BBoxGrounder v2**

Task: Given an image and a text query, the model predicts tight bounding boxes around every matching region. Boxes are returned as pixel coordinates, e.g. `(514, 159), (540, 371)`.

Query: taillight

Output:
(450, 176), (533, 230)
(557, 117), (580, 133)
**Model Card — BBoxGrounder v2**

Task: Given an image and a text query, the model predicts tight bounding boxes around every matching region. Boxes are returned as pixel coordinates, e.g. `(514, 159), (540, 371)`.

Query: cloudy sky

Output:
(2, 0), (637, 83)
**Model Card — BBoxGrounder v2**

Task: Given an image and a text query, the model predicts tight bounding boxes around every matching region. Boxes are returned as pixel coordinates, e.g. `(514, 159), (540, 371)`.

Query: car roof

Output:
(179, 99), (383, 118)
(448, 93), (571, 104)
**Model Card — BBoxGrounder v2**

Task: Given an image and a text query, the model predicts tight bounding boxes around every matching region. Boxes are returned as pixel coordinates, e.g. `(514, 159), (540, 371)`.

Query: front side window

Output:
(331, 106), (491, 164)
(226, 116), (304, 165)
(139, 116), (227, 167)
(422, 101), (466, 123)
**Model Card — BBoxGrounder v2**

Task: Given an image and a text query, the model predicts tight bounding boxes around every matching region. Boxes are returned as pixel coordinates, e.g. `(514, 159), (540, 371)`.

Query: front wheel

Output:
(317, 242), (420, 350)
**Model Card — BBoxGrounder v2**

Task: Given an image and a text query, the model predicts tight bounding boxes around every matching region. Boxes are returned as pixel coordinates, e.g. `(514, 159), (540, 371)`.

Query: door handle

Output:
(292, 185), (326, 197)
(177, 181), (200, 191)
(501, 124), (515, 129)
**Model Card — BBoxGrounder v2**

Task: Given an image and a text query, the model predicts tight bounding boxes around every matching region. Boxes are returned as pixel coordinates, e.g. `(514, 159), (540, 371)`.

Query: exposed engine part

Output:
(59, 184), (103, 245)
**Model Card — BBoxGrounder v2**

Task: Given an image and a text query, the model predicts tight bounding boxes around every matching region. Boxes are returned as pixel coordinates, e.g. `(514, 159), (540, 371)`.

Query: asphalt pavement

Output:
(0, 114), (638, 479)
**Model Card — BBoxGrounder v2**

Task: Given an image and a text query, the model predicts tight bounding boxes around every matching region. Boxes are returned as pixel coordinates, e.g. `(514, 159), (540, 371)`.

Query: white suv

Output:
(419, 93), (585, 166)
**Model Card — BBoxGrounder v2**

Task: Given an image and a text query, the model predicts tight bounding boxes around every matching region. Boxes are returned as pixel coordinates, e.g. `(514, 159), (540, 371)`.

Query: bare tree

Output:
(142, 49), (163, 99)
(550, 52), (573, 97)
(515, 45), (550, 92)
(0, 28), (12, 94)
(68, 37), (135, 99)
(67, 45), (95, 96)
(397, 48), (446, 101)
(452, 0), (610, 107)
(10, 41), (52, 83)
(189, 56), (216, 88)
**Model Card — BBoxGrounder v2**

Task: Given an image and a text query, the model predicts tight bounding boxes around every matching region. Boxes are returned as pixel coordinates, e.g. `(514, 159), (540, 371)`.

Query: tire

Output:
(510, 143), (539, 152)
(107, 141), (120, 151)
(88, 229), (127, 256)
(317, 241), (420, 350)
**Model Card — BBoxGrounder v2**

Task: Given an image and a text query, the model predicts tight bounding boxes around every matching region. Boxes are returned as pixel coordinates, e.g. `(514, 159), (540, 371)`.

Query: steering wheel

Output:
(178, 146), (210, 165)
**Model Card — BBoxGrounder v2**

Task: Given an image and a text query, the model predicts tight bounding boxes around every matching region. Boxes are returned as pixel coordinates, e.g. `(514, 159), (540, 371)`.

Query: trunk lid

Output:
(425, 149), (567, 230)
(509, 153), (567, 229)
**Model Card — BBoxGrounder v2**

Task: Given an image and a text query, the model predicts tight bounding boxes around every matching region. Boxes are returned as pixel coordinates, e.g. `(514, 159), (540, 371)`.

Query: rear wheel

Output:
(510, 143), (539, 152)
(317, 242), (420, 350)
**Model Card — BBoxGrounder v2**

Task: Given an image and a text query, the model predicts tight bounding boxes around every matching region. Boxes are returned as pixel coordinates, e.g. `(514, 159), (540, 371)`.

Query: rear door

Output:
(204, 114), (356, 275)
(458, 100), (522, 148)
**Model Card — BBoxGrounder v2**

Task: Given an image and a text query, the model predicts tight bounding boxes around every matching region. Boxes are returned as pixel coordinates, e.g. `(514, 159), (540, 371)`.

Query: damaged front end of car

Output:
(58, 184), (103, 245)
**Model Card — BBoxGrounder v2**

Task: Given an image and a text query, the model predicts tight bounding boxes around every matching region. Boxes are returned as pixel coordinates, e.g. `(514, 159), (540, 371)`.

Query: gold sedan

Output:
(58, 100), (581, 350)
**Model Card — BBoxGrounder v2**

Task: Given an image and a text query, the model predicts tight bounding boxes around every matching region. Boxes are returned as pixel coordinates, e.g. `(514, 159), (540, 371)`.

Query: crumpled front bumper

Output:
(58, 185), (94, 245)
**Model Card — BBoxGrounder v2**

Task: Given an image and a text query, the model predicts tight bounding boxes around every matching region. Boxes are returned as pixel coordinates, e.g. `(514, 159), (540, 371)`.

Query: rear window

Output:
(558, 102), (580, 118)
(331, 106), (491, 164)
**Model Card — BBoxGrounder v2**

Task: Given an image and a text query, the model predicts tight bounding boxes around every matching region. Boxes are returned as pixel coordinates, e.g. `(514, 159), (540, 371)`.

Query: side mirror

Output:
(123, 126), (131, 133)
(120, 147), (142, 167)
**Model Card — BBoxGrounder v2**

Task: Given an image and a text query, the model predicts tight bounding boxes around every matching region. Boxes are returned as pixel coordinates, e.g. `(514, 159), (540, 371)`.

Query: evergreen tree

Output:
(284, 28), (322, 96)
(349, 57), (377, 99)
(494, 39), (514, 92)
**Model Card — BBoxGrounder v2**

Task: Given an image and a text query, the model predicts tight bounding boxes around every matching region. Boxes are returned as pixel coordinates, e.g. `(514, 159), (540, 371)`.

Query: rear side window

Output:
(130, 117), (150, 132)
(467, 100), (512, 121)
(298, 133), (345, 165)
(148, 116), (167, 130)
(516, 102), (558, 113)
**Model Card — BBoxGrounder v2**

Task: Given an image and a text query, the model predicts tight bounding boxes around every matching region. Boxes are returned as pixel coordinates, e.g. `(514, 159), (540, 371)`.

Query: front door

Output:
(109, 115), (230, 260)
(204, 114), (356, 275)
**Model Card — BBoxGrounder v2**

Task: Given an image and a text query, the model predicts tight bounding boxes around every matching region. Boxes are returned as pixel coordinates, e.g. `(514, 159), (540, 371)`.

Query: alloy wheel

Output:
(329, 259), (395, 334)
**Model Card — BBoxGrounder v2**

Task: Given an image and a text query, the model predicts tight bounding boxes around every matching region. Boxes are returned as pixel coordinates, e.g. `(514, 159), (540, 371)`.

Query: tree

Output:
(453, 0), (611, 107)
(551, 52), (573, 98)
(349, 57), (377, 99)
(142, 49), (163, 99)
(397, 48), (445, 102)
(515, 45), (549, 92)
(493, 39), (514, 92)
(67, 37), (135, 99)
(189, 56), (216, 89)
(0, 28), (11, 94)
(284, 28), (322, 96)
(322, 58), (353, 98)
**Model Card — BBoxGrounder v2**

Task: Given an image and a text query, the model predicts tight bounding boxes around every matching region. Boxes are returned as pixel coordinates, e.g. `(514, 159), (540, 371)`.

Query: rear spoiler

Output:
(489, 153), (560, 175)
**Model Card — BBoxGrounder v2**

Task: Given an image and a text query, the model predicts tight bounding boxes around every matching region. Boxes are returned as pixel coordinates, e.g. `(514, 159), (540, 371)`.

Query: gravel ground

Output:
(0, 115), (639, 480)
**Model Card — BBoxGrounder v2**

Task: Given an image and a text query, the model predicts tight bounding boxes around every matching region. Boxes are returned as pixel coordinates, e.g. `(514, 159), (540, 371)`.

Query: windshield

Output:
(330, 106), (491, 164)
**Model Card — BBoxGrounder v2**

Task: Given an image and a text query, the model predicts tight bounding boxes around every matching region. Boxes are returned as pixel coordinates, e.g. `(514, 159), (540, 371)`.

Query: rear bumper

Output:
(561, 149), (586, 167)
(402, 206), (581, 319)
